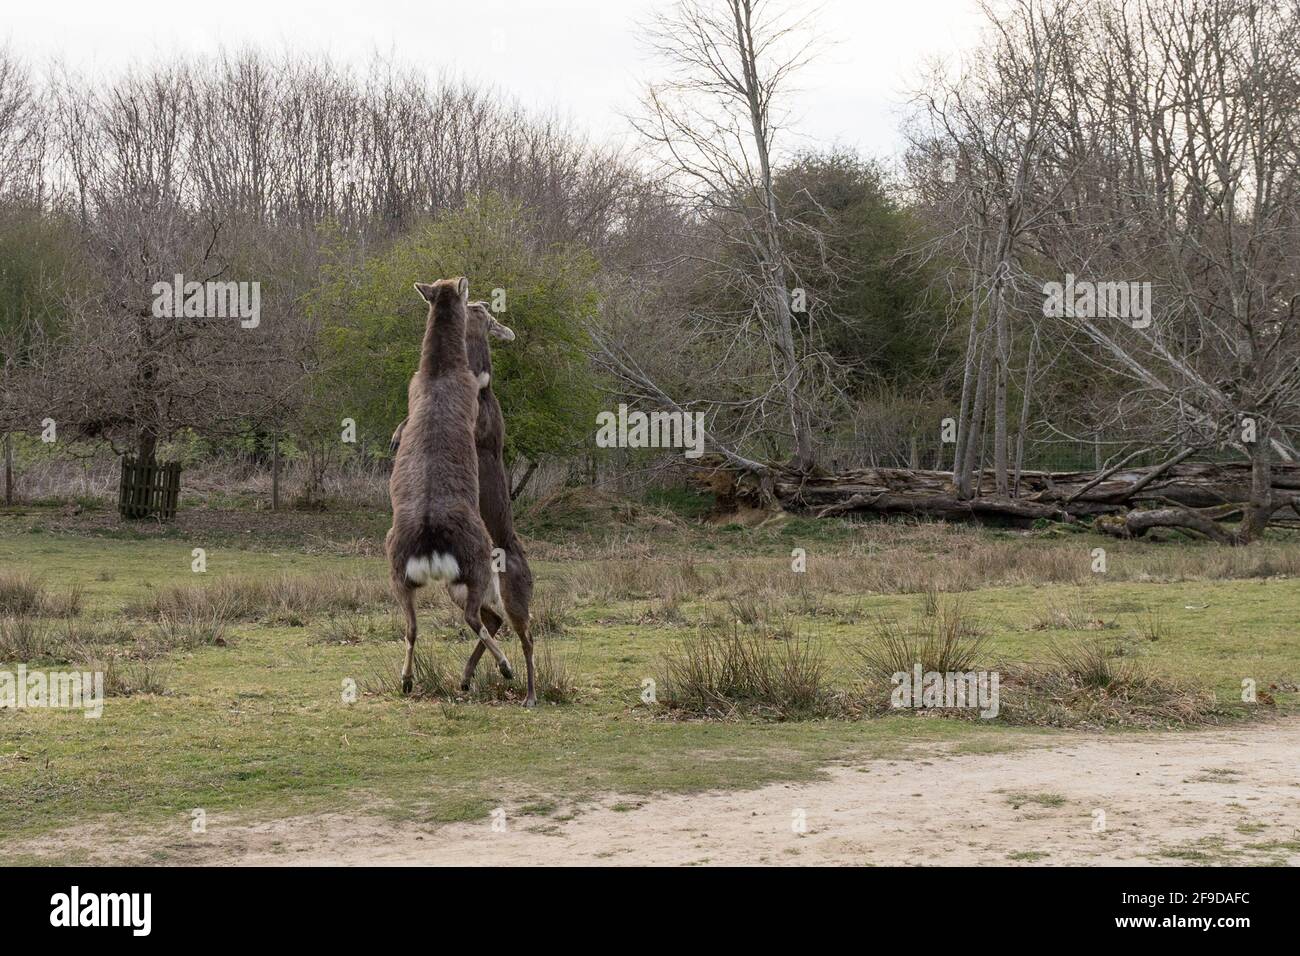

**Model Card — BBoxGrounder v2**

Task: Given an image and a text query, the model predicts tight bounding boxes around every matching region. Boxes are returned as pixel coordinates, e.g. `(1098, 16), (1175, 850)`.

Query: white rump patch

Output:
(405, 552), (460, 585)
(476, 371), (491, 389)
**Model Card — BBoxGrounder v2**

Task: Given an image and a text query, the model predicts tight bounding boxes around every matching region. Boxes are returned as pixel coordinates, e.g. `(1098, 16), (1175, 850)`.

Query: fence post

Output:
(3, 432), (12, 505)
(271, 434), (280, 512)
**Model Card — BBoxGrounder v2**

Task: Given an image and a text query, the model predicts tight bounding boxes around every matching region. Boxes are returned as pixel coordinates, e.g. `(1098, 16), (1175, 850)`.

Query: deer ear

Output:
(487, 316), (516, 342)
(457, 277), (469, 301)
(413, 282), (436, 303)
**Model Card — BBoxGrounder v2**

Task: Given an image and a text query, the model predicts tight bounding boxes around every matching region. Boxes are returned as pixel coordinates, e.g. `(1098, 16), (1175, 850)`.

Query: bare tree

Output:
(43, 63), (287, 466)
(0, 47), (46, 502)
(1040, 0), (1300, 541)
(908, 0), (1300, 541)
(625, 0), (828, 472)
(908, 0), (1083, 498)
(17, 50), (641, 483)
(0, 47), (46, 206)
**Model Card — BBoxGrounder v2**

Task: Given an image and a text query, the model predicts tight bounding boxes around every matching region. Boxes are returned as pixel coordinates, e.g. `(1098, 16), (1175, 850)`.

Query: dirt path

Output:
(15, 721), (1300, 866)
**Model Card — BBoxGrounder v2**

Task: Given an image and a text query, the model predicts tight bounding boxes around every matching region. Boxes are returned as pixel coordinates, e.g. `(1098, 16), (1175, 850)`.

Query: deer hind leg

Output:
(392, 571), (419, 695)
(459, 641), (487, 693)
(513, 615), (535, 708)
(460, 576), (513, 688)
(448, 581), (503, 691)
(502, 562), (535, 708)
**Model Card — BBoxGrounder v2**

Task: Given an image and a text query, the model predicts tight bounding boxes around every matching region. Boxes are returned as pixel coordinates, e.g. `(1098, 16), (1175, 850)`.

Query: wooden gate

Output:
(118, 458), (181, 520)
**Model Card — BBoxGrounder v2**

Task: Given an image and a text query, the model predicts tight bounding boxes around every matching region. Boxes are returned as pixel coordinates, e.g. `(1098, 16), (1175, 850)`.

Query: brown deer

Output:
(386, 278), (512, 696)
(391, 301), (536, 705)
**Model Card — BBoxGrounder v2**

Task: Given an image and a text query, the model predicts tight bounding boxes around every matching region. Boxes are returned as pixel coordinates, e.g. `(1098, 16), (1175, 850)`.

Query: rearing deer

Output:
(391, 301), (536, 705)
(386, 278), (512, 694)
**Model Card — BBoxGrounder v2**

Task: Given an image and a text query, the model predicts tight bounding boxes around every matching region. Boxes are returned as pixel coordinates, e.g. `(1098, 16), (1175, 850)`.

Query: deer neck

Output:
(418, 306), (468, 377)
(466, 331), (493, 380)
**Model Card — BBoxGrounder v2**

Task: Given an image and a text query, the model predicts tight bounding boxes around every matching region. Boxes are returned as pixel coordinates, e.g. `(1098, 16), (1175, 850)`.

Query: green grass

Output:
(1006, 792), (1068, 809)
(1008, 850), (1051, 861)
(0, 533), (1001, 848)
(1, 510), (1298, 857)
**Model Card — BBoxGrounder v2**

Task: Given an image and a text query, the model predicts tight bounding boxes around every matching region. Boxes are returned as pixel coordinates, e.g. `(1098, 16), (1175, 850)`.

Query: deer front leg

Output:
(393, 574), (418, 694)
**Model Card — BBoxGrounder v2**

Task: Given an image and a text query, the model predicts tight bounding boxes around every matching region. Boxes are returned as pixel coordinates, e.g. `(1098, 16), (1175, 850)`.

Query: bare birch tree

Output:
(1039, 0), (1300, 541)
(911, 0), (1300, 541)
(909, 0), (1082, 498)
(625, 0), (827, 471)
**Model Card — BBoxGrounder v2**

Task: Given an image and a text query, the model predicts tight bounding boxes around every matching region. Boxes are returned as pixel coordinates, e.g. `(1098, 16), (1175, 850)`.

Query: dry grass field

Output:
(2, 493), (1298, 865)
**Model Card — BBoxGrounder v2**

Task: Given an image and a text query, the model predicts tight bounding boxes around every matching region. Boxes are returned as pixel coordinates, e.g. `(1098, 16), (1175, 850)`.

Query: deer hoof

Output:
(401, 676), (413, 694)
(459, 681), (471, 692)
(499, 660), (515, 680)
(522, 696), (537, 709)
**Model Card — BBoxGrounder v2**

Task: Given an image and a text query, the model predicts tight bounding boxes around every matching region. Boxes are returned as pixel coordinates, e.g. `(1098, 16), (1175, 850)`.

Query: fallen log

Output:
(1094, 508), (1235, 543)
(698, 458), (1300, 537)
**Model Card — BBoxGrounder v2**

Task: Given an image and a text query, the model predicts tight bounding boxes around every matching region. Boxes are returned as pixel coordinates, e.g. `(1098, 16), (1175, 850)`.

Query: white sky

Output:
(3, 0), (983, 159)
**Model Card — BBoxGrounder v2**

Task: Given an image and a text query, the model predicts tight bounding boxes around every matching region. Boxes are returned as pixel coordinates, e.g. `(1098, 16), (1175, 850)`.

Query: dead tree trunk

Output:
(705, 459), (1300, 542)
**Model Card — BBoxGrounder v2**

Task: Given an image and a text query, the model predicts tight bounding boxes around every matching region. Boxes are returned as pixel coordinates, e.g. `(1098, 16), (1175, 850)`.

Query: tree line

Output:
(0, 38), (939, 505)
(2, 0), (1297, 543)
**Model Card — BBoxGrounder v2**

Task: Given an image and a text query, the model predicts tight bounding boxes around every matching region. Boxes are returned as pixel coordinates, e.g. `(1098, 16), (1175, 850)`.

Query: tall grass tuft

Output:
(658, 621), (833, 720)
(1134, 606), (1166, 642)
(126, 572), (391, 625)
(0, 615), (50, 661)
(0, 613), (172, 697)
(853, 597), (988, 683)
(0, 573), (45, 616)
(77, 650), (171, 697)
(316, 611), (398, 645)
(529, 590), (577, 639)
(997, 638), (1221, 728)
(0, 615), (138, 663)
(151, 607), (232, 649)
(0, 572), (83, 617)
(1028, 594), (1116, 632)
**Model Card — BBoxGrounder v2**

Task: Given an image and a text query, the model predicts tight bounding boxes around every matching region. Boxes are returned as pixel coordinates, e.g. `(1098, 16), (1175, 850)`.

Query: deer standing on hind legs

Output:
(386, 278), (513, 696)
(391, 301), (536, 706)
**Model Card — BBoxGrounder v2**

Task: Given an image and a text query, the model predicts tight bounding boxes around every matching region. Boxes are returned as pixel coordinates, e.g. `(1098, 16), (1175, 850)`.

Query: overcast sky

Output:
(5, 0), (983, 159)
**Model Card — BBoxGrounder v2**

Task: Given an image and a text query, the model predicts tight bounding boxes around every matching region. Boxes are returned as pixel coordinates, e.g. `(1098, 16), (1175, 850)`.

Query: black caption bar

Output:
(2, 866), (1282, 942)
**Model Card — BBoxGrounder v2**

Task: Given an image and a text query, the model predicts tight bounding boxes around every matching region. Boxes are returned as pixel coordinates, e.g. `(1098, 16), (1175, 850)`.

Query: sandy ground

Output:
(14, 720), (1300, 866)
